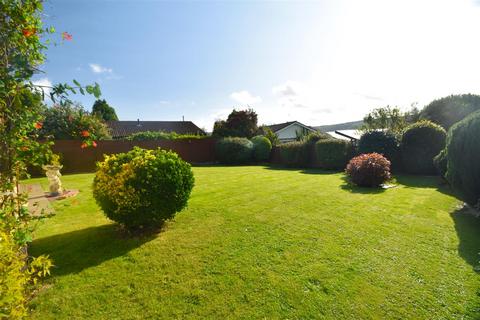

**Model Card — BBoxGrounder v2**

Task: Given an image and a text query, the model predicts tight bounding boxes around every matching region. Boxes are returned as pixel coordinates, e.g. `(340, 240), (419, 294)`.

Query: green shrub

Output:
(401, 120), (446, 175)
(346, 153), (391, 187)
(93, 147), (194, 230)
(277, 141), (308, 167)
(445, 111), (480, 207)
(127, 131), (205, 141)
(433, 149), (447, 178)
(315, 139), (352, 170)
(39, 102), (111, 140)
(301, 131), (332, 144)
(358, 131), (399, 163)
(251, 135), (272, 162)
(420, 94), (480, 129)
(215, 137), (253, 164)
(0, 222), (28, 319)
(257, 126), (279, 146)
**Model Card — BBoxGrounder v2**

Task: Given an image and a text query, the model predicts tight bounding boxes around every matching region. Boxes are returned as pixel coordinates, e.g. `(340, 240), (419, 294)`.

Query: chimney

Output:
(137, 118), (141, 126)
(182, 115), (185, 122)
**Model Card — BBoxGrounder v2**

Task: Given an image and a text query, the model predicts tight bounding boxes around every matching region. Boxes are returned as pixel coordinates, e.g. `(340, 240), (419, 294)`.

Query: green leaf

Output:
(93, 82), (102, 98)
(73, 79), (81, 87)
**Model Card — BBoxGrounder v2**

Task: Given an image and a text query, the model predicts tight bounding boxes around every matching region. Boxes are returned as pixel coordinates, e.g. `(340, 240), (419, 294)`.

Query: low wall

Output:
(49, 138), (216, 174)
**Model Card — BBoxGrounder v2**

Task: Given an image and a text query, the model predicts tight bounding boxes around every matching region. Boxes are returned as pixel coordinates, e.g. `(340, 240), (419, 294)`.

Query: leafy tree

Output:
(92, 99), (118, 121)
(212, 108), (258, 138)
(258, 125), (279, 146)
(360, 106), (407, 135)
(420, 94), (480, 129)
(0, 1), (101, 316)
(39, 103), (111, 141)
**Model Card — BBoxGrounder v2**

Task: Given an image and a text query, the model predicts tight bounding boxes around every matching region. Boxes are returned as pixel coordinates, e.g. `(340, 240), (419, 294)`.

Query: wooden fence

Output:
(46, 138), (217, 174)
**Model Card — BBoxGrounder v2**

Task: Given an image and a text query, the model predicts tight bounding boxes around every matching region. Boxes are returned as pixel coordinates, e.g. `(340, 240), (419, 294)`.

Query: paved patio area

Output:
(19, 184), (54, 216)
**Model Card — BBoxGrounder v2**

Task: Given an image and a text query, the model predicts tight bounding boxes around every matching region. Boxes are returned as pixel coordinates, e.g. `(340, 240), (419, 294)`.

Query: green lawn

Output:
(28, 166), (480, 319)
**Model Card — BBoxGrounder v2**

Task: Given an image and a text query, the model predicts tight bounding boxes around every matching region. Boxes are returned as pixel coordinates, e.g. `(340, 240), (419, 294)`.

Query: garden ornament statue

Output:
(43, 164), (63, 196)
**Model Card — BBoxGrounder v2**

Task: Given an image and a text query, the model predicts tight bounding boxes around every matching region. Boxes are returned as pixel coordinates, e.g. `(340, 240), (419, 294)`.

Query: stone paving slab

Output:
(19, 184), (54, 216)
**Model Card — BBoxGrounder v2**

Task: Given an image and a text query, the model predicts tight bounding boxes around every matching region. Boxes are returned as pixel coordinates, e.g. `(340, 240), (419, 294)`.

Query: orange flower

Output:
(22, 28), (36, 37)
(21, 146), (28, 151)
(92, 141), (97, 148)
(34, 122), (43, 129)
(80, 143), (88, 149)
(62, 32), (73, 41)
(81, 130), (90, 137)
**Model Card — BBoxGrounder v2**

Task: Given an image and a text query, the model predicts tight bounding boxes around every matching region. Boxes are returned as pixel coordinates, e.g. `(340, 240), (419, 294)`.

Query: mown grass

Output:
(27, 166), (480, 319)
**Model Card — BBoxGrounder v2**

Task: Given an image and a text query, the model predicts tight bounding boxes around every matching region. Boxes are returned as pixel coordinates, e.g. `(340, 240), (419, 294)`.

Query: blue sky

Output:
(36, 0), (480, 130)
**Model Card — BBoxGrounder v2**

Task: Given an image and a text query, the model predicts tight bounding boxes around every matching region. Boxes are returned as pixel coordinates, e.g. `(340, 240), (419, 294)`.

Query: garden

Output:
(2, 1), (480, 319)
(25, 167), (480, 319)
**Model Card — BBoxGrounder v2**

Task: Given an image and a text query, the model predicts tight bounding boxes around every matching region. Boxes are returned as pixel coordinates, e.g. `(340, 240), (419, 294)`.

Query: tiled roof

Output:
(107, 120), (204, 138)
(267, 121), (316, 133)
(266, 121), (297, 133)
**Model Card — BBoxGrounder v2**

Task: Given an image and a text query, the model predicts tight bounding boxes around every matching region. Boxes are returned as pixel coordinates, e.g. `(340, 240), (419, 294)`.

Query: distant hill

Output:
(314, 120), (363, 132)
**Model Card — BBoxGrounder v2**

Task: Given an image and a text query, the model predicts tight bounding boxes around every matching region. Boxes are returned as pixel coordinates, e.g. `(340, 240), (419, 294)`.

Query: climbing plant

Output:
(0, 0), (100, 317)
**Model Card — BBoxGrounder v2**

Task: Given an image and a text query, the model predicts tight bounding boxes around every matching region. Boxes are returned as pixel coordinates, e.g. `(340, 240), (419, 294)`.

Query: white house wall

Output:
(276, 124), (313, 142)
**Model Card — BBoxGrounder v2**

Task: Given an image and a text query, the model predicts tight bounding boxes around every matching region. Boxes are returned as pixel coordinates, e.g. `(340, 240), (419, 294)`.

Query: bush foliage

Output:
(92, 99), (118, 121)
(93, 147), (194, 230)
(127, 131), (205, 141)
(401, 120), (446, 175)
(314, 139), (352, 170)
(276, 141), (308, 167)
(213, 109), (258, 138)
(0, 222), (28, 319)
(251, 135), (272, 162)
(301, 131), (332, 144)
(433, 149), (447, 178)
(215, 137), (253, 164)
(39, 103), (111, 140)
(358, 131), (399, 161)
(445, 111), (480, 207)
(420, 94), (480, 129)
(346, 153), (391, 187)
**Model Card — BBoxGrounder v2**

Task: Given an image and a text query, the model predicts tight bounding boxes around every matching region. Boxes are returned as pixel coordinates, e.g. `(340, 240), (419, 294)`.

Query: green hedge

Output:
(127, 131), (205, 141)
(314, 139), (353, 170)
(215, 137), (253, 164)
(358, 131), (399, 166)
(251, 135), (272, 162)
(277, 141), (309, 167)
(433, 149), (447, 178)
(445, 111), (480, 206)
(401, 120), (446, 175)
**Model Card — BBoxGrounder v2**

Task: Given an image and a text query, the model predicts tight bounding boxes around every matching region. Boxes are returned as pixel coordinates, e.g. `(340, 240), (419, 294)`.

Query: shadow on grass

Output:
(339, 176), (387, 194)
(30, 224), (154, 277)
(265, 165), (341, 175)
(451, 207), (480, 270)
(394, 175), (456, 197)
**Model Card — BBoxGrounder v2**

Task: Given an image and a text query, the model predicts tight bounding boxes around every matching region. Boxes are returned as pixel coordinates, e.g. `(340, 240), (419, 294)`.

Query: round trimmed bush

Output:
(93, 147), (194, 230)
(358, 131), (399, 163)
(251, 135), (272, 162)
(346, 153), (391, 187)
(314, 139), (352, 170)
(215, 137), (253, 164)
(445, 110), (480, 207)
(401, 120), (446, 175)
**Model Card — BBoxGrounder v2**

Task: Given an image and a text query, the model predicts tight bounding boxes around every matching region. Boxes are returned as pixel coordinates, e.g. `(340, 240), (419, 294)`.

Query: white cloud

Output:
(230, 90), (262, 105)
(32, 78), (53, 97)
(272, 82), (299, 97)
(89, 63), (113, 74)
